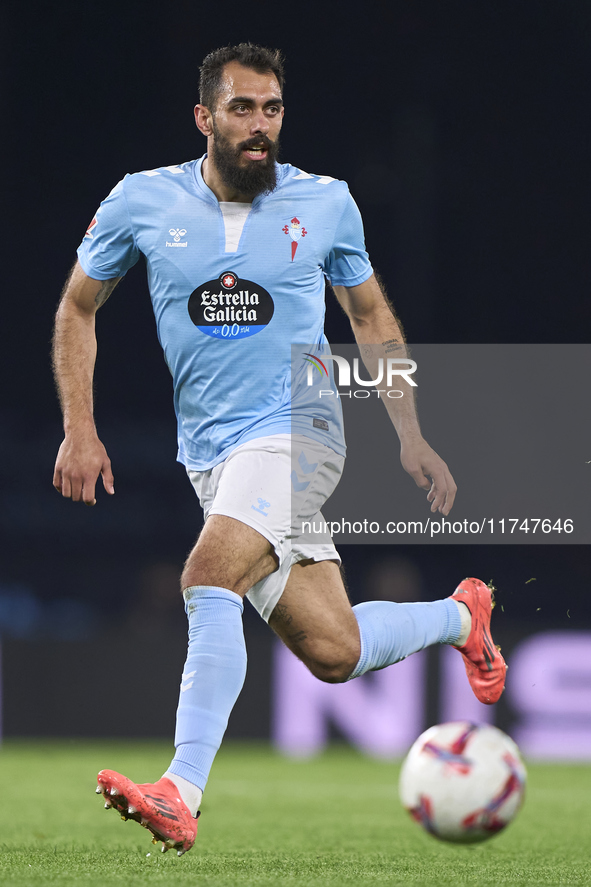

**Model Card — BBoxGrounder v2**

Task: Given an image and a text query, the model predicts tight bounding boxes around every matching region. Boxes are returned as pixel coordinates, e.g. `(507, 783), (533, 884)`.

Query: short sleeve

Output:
(323, 191), (373, 287)
(77, 177), (140, 280)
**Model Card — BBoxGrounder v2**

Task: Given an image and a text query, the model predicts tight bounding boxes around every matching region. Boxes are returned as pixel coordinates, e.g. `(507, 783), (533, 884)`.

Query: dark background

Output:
(1, 0), (590, 733)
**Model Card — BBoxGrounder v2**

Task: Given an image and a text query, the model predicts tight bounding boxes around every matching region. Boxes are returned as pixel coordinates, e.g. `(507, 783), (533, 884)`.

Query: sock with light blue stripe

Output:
(167, 586), (247, 793)
(349, 598), (462, 679)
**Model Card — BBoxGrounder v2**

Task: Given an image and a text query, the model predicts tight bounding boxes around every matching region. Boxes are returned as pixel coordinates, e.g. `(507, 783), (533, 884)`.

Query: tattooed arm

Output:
(52, 260), (120, 505)
(332, 273), (456, 515)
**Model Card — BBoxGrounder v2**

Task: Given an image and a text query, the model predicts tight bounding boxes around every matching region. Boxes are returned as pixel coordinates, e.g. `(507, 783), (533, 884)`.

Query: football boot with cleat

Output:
(96, 769), (199, 856)
(450, 577), (507, 705)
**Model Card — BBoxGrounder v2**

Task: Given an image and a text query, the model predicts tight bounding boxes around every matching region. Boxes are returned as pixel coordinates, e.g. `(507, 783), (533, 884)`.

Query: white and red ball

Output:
(399, 722), (526, 843)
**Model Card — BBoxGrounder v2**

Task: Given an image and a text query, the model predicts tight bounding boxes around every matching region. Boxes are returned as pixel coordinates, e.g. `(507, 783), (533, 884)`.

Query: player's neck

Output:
(201, 157), (254, 204)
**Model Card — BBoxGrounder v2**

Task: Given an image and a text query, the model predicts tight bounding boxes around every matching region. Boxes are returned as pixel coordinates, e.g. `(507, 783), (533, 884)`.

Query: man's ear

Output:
(194, 104), (213, 137)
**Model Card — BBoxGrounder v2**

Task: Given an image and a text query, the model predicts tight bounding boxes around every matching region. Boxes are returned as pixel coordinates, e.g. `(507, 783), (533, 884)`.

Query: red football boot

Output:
(96, 769), (199, 856)
(450, 578), (507, 705)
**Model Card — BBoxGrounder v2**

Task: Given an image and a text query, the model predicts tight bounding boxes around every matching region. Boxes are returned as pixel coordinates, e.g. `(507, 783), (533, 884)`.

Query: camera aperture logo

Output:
(303, 352), (417, 399)
(303, 352), (329, 377)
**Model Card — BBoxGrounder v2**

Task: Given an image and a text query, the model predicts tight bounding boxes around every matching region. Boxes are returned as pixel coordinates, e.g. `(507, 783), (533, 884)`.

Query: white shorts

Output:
(187, 434), (345, 621)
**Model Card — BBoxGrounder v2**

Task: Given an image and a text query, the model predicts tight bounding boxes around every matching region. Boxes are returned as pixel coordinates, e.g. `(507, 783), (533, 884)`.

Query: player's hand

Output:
(53, 431), (115, 506)
(400, 437), (456, 515)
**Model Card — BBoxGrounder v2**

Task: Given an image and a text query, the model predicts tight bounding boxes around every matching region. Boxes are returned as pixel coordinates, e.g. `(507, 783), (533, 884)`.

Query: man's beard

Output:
(210, 124), (280, 198)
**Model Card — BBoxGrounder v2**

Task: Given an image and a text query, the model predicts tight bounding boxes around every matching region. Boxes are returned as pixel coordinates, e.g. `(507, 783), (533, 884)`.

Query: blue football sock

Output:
(167, 586), (247, 792)
(349, 599), (462, 680)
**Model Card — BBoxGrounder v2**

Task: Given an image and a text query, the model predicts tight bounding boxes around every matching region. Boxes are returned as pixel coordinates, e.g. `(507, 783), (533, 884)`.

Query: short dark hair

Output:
(199, 43), (285, 111)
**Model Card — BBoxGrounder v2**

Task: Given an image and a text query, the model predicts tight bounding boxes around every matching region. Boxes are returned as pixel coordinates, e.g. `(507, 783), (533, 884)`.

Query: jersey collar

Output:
(192, 154), (288, 207)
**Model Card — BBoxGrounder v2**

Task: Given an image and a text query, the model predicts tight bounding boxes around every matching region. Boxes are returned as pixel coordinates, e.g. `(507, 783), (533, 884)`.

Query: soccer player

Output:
(52, 44), (506, 856)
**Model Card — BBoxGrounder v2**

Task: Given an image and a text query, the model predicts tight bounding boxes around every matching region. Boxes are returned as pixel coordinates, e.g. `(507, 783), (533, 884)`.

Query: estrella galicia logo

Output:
(188, 271), (274, 340)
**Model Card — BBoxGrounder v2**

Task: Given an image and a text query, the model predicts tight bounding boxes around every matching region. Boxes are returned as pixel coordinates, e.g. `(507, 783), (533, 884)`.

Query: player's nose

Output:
(251, 110), (269, 134)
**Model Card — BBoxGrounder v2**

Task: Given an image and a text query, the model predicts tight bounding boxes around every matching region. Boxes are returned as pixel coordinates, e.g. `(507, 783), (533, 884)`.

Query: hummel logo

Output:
(166, 228), (188, 248)
(181, 670), (196, 692)
(251, 498), (271, 516)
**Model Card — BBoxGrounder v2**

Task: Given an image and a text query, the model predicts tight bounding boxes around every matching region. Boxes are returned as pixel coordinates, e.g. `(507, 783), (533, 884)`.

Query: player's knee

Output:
(305, 641), (360, 684)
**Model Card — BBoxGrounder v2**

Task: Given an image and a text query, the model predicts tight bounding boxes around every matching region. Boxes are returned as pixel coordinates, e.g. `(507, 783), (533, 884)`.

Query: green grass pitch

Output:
(0, 741), (589, 886)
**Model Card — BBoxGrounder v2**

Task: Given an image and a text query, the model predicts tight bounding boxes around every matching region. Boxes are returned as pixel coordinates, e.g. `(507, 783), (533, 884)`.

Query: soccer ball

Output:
(399, 722), (526, 843)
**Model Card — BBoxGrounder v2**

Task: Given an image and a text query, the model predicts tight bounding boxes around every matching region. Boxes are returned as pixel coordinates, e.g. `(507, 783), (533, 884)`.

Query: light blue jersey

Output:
(77, 157), (373, 470)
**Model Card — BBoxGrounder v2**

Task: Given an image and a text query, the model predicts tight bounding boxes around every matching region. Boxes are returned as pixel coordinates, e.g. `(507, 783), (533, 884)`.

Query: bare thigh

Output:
(181, 514), (279, 597)
(269, 559), (361, 683)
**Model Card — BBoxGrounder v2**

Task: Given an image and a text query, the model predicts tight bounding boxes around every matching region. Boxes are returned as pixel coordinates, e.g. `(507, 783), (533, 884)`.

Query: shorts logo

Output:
(251, 498), (271, 516)
(282, 217), (307, 261)
(188, 271), (274, 340)
(166, 227), (188, 248)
